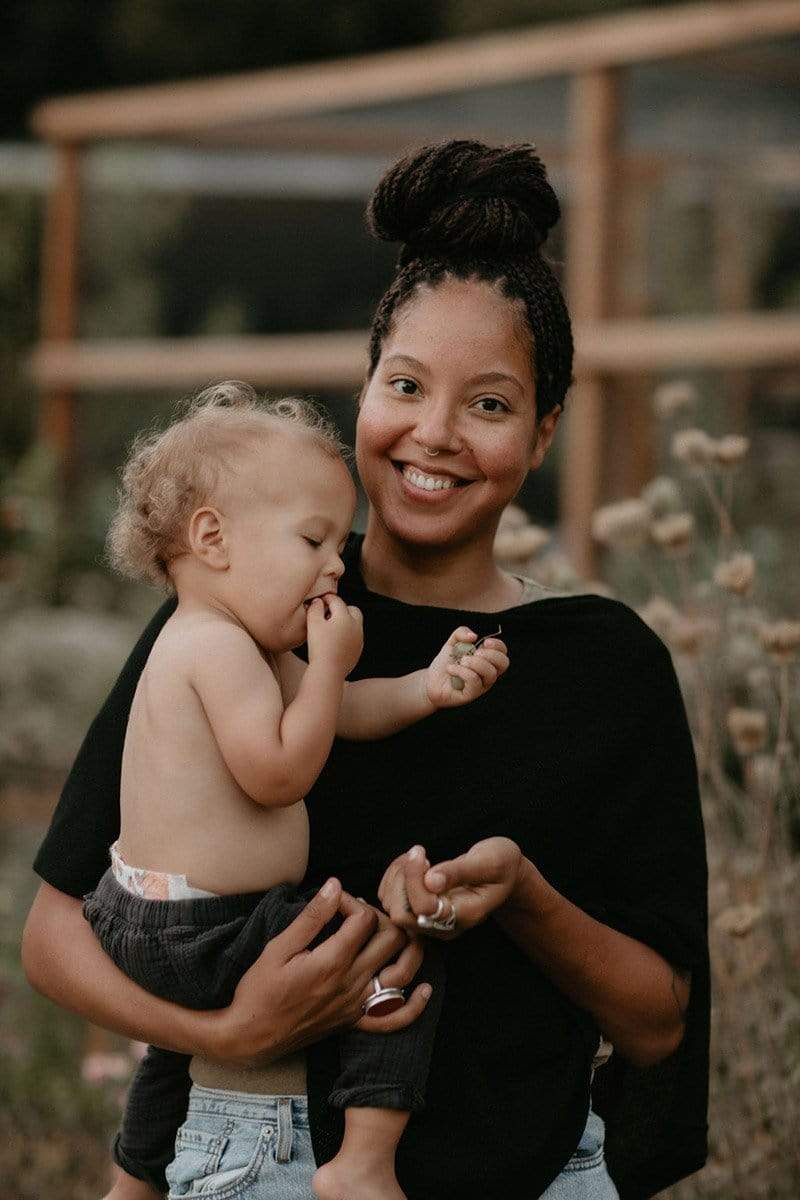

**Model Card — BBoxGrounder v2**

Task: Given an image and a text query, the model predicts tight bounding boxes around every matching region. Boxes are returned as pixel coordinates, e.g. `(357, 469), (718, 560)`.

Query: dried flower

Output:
(671, 428), (716, 466)
(535, 552), (581, 591)
(714, 903), (764, 937)
(668, 616), (717, 656)
(591, 499), (650, 550)
(650, 512), (695, 554)
(497, 503), (529, 532)
(653, 381), (697, 419)
(638, 595), (680, 642)
(640, 475), (683, 518)
(726, 707), (769, 756)
(81, 1052), (132, 1085)
(711, 435), (750, 467)
(493, 524), (550, 563)
(758, 620), (800, 663)
(748, 753), (781, 796)
(714, 553), (755, 596)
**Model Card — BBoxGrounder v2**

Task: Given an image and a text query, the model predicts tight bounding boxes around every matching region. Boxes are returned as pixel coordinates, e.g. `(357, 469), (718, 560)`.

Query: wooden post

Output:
(713, 177), (754, 429)
(604, 173), (656, 501)
(561, 68), (620, 579)
(38, 142), (81, 484)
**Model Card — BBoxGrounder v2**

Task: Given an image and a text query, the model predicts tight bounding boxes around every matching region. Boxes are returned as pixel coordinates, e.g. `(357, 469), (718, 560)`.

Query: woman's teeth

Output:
(402, 465), (459, 491)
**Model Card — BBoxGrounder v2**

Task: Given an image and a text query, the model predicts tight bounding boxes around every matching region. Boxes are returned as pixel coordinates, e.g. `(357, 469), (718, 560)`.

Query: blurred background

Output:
(1, 2), (799, 1196)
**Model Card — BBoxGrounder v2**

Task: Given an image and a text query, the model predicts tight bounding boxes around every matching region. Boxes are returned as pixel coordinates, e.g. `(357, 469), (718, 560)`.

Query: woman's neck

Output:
(361, 515), (522, 612)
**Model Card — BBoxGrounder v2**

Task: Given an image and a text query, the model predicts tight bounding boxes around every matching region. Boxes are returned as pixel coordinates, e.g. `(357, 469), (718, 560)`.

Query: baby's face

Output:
(220, 433), (356, 651)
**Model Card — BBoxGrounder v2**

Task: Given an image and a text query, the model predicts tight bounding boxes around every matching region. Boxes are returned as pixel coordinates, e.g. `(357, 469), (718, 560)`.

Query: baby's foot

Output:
(313, 1155), (407, 1200)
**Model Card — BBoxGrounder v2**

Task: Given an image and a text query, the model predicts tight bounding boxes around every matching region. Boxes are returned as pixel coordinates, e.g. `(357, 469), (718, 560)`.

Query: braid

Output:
(366, 141), (573, 418)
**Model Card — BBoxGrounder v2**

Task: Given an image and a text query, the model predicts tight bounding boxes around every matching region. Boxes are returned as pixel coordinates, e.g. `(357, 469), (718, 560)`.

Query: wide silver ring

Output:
(362, 976), (405, 1016)
(417, 895), (457, 934)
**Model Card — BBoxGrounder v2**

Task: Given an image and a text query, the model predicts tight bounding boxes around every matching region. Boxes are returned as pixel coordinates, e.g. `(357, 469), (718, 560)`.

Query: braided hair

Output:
(366, 140), (573, 419)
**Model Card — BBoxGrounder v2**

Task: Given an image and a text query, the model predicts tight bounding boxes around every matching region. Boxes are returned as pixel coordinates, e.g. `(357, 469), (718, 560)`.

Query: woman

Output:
(23, 140), (708, 1200)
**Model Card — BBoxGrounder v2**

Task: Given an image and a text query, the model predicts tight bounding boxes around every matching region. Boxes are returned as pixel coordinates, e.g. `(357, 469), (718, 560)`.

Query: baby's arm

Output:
(279, 625), (509, 742)
(191, 600), (362, 806)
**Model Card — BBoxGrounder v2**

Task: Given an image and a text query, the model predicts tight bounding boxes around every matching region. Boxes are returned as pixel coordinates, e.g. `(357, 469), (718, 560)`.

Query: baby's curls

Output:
(107, 381), (347, 588)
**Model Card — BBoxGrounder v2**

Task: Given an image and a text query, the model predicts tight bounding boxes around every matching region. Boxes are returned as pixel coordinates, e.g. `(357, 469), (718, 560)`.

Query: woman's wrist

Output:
(196, 1005), (276, 1066)
(500, 855), (559, 923)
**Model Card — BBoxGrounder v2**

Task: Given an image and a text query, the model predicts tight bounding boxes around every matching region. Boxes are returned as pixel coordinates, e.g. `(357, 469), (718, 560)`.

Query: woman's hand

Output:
(23, 880), (430, 1073)
(210, 880), (430, 1065)
(378, 838), (526, 938)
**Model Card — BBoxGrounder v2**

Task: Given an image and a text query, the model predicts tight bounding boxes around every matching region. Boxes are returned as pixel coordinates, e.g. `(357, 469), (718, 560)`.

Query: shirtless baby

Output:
(84, 381), (509, 1200)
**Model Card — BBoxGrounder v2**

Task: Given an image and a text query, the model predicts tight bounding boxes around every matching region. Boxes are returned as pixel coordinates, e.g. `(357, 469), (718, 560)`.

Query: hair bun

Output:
(367, 140), (560, 261)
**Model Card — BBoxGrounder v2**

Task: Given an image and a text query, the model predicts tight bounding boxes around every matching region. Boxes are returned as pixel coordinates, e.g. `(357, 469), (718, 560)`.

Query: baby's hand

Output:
(307, 594), (364, 676)
(425, 626), (509, 709)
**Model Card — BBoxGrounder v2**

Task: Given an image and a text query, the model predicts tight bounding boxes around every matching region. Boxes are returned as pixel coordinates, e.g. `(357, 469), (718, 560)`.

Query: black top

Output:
(34, 533), (709, 1200)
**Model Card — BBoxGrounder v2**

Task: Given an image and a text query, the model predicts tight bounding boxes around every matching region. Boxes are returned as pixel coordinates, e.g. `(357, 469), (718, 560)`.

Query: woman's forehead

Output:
(384, 277), (532, 382)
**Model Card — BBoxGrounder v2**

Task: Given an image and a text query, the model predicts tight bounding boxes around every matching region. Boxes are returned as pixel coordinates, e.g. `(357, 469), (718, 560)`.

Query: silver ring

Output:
(417, 895), (457, 934)
(423, 446), (439, 457)
(363, 976), (405, 1016)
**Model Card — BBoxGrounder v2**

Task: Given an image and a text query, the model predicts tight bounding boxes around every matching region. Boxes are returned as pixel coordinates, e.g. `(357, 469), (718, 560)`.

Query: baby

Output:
(84, 381), (509, 1200)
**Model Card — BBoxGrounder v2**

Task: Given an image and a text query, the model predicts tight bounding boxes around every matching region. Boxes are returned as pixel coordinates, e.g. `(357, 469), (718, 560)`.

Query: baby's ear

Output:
(188, 507), (229, 569)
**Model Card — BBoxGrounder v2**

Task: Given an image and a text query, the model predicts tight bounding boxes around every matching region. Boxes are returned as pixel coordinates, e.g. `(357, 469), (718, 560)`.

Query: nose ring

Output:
(423, 446), (440, 457)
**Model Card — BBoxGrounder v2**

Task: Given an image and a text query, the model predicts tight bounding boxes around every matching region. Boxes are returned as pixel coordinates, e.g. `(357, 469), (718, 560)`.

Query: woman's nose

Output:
(412, 404), (461, 454)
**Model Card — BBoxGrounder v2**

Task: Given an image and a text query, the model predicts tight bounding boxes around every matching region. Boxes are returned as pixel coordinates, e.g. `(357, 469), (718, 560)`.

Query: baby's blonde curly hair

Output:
(107, 381), (348, 587)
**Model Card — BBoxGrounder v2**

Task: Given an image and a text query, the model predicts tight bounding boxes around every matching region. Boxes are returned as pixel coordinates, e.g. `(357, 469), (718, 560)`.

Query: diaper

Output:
(110, 841), (218, 900)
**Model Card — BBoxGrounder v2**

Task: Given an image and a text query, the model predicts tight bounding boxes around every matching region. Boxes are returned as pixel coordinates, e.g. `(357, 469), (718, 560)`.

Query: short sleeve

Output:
(33, 597), (177, 897)
(587, 621), (709, 1198)
(586, 628), (707, 970)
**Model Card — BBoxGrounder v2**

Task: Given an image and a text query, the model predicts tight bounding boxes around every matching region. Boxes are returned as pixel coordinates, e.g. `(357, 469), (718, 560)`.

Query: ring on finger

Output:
(417, 895), (457, 934)
(362, 976), (405, 1017)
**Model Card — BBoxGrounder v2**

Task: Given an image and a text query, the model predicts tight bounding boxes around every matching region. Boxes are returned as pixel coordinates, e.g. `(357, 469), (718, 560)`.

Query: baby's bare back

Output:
(117, 611), (309, 895)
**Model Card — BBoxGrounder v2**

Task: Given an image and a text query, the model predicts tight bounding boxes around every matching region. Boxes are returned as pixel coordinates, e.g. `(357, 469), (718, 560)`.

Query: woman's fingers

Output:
(349, 911), (408, 981)
(354, 981), (433, 1034)
(403, 846), (440, 918)
(374, 935), (424, 991)
(270, 878), (343, 962)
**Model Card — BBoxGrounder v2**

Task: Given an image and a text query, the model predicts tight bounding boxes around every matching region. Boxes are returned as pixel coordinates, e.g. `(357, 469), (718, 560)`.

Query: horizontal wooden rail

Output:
(28, 313), (800, 391)
(31, 2), (800, 143)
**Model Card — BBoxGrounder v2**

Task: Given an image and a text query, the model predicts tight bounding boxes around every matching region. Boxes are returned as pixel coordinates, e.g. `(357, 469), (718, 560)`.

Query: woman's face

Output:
(356, 276), (559, 551)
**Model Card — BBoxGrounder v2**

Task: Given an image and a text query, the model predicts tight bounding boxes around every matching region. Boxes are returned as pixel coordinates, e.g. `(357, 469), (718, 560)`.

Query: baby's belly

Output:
(119, 794), (310, 896)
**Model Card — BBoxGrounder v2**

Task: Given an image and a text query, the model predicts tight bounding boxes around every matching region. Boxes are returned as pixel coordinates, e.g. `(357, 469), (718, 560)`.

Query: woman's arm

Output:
(23, 880), (431, 1064)
(380, 841), (688, 1068)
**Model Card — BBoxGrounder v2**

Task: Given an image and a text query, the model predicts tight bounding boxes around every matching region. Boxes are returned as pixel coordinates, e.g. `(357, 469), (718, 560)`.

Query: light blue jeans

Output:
(166, 1085), (619, 1199)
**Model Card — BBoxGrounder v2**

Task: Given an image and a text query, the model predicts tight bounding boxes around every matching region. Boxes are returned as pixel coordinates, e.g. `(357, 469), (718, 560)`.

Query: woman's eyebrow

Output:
(468, 371), (524, 395)
(383, 353), (429, 374)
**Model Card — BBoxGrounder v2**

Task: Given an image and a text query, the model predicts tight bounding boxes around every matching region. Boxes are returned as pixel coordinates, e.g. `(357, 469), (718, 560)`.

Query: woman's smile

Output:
(394, 460), (473, 500)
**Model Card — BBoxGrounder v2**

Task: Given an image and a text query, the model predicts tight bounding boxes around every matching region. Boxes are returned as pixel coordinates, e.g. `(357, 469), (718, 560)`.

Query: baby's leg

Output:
(101, 1164), (161, 1200)
(114, 1046), (192, 1195)
(314, 1109), (409, 1200)
(313, 947), (445, 1200)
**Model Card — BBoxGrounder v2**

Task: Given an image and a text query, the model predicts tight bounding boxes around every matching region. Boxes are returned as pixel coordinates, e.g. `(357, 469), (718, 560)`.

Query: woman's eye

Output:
(303, 537), (322, 548)
(473, 397), (510, 414)
(391, 378), (418, 396)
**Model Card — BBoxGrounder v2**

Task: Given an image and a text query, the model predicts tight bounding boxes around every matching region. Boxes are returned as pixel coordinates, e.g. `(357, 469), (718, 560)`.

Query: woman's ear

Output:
(529, 405), (562, 470)
(187, 507), (229, 570)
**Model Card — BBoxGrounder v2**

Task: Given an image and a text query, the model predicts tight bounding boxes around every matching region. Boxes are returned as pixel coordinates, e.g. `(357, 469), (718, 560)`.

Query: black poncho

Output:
(34, 533), (709, 1199)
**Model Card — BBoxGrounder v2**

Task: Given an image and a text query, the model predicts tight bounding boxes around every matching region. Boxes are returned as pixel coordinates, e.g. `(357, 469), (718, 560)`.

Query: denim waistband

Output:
(186, 1084), (310, 1129)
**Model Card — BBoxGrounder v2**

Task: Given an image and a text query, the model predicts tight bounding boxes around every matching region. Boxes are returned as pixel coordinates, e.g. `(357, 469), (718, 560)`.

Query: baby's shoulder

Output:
(150, 610), (258, 674)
